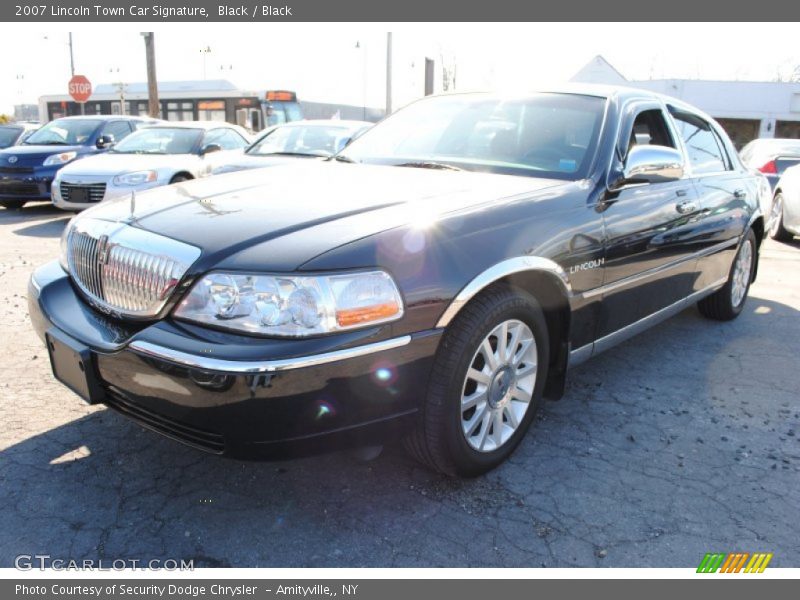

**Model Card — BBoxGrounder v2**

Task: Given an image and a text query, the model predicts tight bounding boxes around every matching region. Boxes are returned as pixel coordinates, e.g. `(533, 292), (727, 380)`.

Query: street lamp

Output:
(355, 41), (367, 120)
(200, 46), (212, 80)
(109, 67), (128, 116)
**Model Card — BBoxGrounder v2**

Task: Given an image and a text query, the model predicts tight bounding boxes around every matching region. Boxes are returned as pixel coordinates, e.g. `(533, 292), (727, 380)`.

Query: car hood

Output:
(59, 152), (198, 177)
(81, 161), (569, 271)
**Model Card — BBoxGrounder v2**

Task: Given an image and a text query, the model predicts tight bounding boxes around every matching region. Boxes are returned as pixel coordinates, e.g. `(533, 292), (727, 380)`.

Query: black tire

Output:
(769, 193), (794, 242)
(404, 284), (549, 477)
(698, 229), (757, 321)
(170, 174), (191, 184)
(0, 200), (26, 210)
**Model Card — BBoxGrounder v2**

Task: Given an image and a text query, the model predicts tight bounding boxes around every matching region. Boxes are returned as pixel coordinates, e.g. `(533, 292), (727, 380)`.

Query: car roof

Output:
(50, 115), (153, 121)
(145, 120), (238, 130)
(277, 119), (372, 130)
(1, 122), (40, 130)
(746, 138), (800, 147)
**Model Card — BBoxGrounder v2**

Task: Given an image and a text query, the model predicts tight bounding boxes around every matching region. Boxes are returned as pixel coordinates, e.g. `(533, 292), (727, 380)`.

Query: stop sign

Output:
(68, 75), (92, 103)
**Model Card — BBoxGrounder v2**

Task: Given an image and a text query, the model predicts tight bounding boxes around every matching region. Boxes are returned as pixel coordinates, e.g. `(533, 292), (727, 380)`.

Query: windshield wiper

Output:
(34, 140), (69, 145)
(395, 161), (463, 172)
(329, 154), (356, 163)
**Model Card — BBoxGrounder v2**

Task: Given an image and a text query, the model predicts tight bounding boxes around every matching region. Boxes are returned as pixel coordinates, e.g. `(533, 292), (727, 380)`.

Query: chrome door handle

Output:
(676, 201), (697, 214)
(733, 189), (748, 199)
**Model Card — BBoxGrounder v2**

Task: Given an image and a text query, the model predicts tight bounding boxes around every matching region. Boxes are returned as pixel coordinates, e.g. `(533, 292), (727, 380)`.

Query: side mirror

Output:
(96, 134), (115, 149)
(200, 143), (223, 156)
(612, 145), (684, 190)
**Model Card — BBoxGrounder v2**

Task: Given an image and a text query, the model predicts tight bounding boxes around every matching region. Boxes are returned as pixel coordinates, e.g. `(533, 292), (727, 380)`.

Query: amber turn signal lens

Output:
(336, 302), (400, 327)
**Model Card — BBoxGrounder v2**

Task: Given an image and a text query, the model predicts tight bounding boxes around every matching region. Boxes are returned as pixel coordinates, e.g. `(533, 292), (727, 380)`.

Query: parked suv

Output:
(0, 115), (159, 209)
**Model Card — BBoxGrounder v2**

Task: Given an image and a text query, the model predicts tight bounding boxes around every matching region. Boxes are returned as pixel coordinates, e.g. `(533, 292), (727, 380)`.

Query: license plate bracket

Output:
(46, 329), (104, 404)
(69, 186), (89, 203)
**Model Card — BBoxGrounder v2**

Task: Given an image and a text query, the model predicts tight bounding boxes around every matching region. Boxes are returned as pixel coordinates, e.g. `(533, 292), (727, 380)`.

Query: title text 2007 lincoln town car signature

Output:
(29, 86), (771, 476)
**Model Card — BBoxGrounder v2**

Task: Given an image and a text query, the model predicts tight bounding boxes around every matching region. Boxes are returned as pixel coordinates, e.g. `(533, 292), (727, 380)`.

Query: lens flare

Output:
(371, 360), (398, 387)
(314, 400), (336, 420)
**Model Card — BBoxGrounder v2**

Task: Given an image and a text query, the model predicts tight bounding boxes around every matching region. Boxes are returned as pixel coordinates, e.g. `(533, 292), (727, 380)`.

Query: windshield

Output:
(248, 124), (357, 157)
(0, 126), (23, 147)
(111, 127), (203, 154)
(341, 93), (606, 180)
(25, 119), (102, 145)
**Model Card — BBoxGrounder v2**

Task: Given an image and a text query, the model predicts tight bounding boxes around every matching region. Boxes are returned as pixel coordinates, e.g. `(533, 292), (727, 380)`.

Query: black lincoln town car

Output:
(29, 86), (771, 476)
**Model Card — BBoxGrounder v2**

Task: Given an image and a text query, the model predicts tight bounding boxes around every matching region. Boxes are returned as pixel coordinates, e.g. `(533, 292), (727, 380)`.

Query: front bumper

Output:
(52, 175), (164, 211)
(29, 261), (442, 458)
(0, 169), (54, 201)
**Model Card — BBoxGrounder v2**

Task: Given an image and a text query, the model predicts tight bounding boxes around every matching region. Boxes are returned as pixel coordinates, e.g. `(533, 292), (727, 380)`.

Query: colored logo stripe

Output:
(697, 552), (773, 573)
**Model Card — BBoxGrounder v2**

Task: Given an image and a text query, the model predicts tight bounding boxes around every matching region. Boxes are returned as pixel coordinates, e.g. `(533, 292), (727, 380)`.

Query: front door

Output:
(596, 104), (700, 338)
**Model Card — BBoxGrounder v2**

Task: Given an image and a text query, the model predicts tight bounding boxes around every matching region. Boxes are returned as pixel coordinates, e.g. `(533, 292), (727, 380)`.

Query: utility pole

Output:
(68, 33), (75, 76)
(68, 32), (84, 115)
(385, 32), (393, 116)
(142, 32), (160, 118)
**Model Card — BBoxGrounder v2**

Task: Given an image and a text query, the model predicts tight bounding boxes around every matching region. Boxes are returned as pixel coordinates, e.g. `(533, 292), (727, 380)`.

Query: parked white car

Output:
(52, 121), (251, 211)
(771, 163), (800, 241)
(212, 119), (372, 175)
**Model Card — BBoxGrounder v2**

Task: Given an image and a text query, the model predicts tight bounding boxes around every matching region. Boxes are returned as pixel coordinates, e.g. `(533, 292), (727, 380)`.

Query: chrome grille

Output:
(66, 218), (201, 318)
(60, 181), (107, 203)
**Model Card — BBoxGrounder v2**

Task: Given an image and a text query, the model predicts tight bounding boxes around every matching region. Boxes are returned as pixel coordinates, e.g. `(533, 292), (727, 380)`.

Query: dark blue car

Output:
(0, 115), (159, 209)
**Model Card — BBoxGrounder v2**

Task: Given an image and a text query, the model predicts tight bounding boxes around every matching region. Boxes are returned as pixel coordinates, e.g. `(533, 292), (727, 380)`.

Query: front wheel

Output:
(170, 174), (191, 184)
(404, 284), (549, 477)
(698, 229), (757, 321)
(769, 193), (794, 242)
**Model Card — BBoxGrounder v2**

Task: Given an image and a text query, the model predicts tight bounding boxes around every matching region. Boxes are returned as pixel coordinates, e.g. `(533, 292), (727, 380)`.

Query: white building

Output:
(571, 56), (800, 148)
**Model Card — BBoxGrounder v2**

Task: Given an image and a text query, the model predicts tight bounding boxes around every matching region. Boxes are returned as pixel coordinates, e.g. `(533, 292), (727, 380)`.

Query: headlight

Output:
(112, 170), (157, 186)
(174, 270), (404, 337)
(43, 151), (77, 166)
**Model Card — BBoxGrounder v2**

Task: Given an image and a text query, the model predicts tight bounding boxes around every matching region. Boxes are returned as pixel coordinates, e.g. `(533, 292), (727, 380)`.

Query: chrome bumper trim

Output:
(127, 335), (413, 374)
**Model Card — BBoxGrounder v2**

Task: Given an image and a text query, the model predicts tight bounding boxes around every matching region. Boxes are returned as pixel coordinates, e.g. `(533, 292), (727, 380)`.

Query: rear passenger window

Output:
(670, 110), (729, 175)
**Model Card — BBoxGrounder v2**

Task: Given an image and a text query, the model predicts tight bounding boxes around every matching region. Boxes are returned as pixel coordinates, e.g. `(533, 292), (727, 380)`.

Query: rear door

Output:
(595, 102), (700, 338)
(667, 107), (752, 292)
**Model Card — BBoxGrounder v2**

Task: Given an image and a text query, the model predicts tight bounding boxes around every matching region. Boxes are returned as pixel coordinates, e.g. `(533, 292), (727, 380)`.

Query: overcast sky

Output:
(1, 22), (799, 115)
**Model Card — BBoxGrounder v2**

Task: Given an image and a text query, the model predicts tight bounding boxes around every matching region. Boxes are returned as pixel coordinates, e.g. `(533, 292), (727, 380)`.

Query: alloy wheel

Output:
(460, 319), (537, 453)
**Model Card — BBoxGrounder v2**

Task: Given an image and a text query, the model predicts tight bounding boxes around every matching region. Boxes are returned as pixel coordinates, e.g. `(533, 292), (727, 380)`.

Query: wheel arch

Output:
(170, 171), (194, 183)
(436, 257), (573, 401)
(749, 214), (765, 282)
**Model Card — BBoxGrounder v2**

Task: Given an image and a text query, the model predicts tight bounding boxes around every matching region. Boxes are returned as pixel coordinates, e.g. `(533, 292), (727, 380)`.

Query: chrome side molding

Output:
(128, 334), (412, 374)
(579, 237), (738, 301)
(436, 256), (572, 328)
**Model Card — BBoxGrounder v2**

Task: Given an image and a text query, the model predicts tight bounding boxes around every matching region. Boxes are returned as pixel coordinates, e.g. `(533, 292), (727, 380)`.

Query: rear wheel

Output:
(170, 174), (191, 184)
(698, 229), (756, 321)
(404, 284), (549, 477)
(0, 200), (26, 210)
(769, 193), (794, 242)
